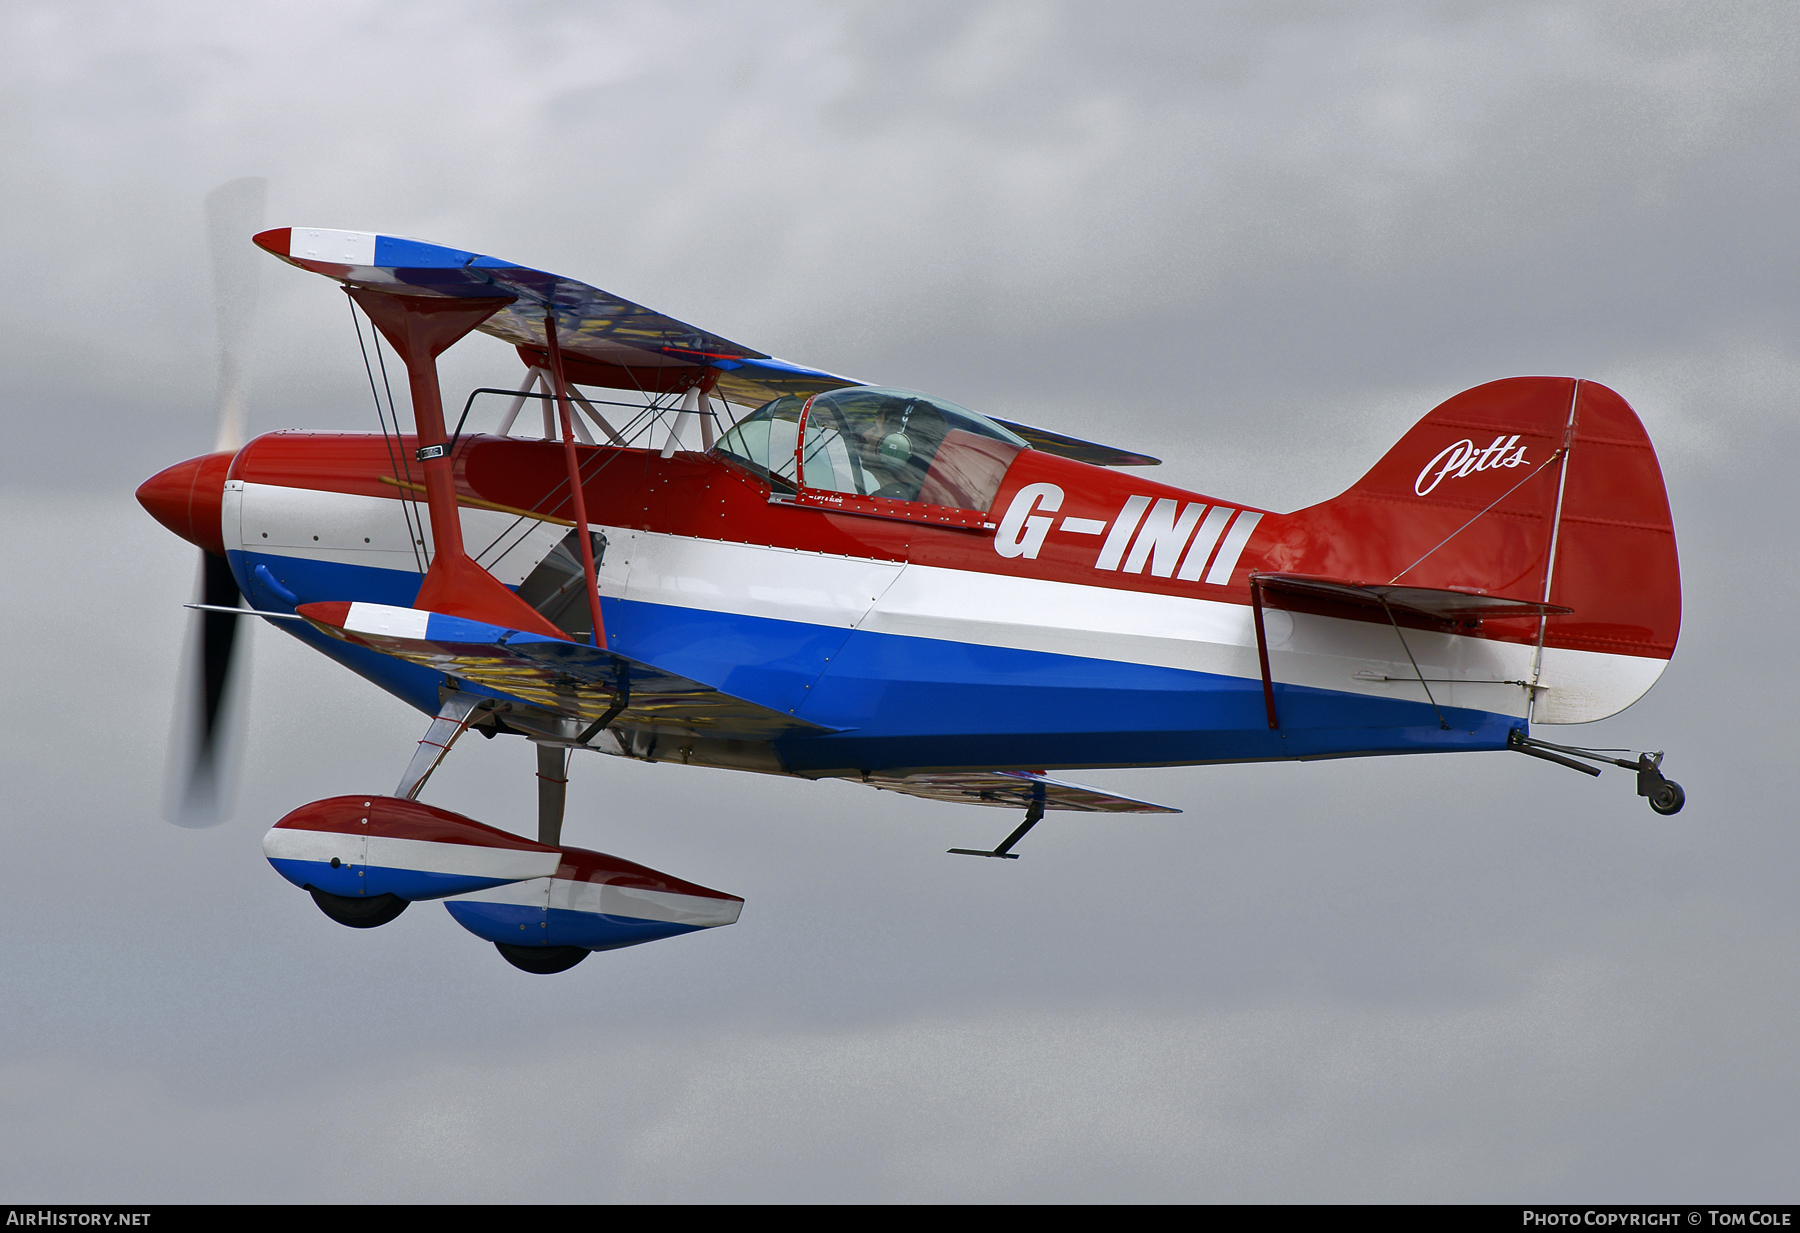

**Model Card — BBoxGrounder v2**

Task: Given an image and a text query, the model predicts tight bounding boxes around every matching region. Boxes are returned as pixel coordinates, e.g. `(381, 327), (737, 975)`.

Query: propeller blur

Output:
(165, 178), (266, 828)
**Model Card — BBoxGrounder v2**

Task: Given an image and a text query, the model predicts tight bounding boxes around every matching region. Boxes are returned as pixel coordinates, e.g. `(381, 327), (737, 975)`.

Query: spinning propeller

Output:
(169, 177), (266, 827)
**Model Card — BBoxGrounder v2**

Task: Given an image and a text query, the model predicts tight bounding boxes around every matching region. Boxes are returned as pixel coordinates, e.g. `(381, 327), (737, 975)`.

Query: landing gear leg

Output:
(535, 742), (568, 846)
(395, 691), (483, 800)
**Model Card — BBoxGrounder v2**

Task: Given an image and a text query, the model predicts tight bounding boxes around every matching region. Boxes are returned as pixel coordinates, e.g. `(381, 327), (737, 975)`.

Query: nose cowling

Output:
(137, 451), (234, 557)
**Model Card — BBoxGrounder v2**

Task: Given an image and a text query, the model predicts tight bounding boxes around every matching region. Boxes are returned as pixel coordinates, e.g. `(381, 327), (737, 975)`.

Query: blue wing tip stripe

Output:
(263, 226), (862, 399)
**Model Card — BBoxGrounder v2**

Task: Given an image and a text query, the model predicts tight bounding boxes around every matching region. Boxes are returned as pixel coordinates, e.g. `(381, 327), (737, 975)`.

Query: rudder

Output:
(1269, 377), (1680, 723)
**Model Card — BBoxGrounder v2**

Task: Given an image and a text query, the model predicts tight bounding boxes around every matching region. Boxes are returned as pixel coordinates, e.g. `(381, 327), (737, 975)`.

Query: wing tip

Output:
(252, 226), (291, 257)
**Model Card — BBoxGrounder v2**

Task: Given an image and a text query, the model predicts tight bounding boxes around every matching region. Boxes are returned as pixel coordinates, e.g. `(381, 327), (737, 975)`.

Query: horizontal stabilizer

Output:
(855, 769), (1179, 814)
(296, 601), (833, 740)
(1252, 573), (1572, 622)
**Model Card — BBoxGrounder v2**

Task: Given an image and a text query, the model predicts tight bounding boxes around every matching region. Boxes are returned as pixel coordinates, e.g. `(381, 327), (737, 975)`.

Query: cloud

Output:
(6, 946), (1794, 1202)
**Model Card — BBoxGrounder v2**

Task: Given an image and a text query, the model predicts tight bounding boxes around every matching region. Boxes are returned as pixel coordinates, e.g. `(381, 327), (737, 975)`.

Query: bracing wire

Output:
(367, 316), (427, 570)
(468, 389), (682, 570)
(1387, 448), (1567, 584)
(348, 294), (426, 575)
(1378, 598), (1451, 731)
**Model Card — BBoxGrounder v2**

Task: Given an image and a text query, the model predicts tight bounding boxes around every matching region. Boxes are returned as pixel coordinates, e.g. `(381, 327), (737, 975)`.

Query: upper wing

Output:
(255, 227), (1162, 463)
(253, 227), (862, 406)
(854, 769), (1179, 814)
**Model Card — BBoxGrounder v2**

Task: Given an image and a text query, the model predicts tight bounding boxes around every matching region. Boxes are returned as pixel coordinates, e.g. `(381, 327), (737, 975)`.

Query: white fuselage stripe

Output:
(233, 483), (1666, 724)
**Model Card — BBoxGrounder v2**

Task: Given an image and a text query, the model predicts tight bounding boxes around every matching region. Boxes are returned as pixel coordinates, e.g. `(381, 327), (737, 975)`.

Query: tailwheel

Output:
(308, 887), (409, 928)
(1508, 733), (1688, 816)
(495, 943), (589, 974)
(1648, 779), (1686, 816)
(1636, 752), (1685, 816)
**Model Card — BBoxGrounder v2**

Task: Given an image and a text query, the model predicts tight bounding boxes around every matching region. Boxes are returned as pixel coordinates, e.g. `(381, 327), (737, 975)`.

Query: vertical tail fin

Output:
(1273, 377), (1680, 723)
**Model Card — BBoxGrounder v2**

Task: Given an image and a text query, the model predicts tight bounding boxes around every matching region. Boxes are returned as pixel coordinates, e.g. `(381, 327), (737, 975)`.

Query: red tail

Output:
(1267, 377), (1680, 720)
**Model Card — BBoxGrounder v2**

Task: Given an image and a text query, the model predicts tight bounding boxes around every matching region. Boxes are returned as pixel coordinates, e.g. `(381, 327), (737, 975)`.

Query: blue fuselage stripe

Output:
(232, 550), (1521, 772)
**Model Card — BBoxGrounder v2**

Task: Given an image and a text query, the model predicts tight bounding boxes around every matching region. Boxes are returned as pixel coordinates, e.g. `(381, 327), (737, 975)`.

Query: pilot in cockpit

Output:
(853, 398), (946, 501)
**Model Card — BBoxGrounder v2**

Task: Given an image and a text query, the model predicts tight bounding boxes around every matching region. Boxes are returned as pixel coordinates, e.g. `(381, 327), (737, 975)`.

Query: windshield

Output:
(714, 387), (1026, 511)
(712, 394), (805, 491)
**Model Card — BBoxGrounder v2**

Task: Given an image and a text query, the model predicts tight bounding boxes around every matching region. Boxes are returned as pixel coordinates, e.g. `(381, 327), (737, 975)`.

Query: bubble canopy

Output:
(713, 388), (1028, 513)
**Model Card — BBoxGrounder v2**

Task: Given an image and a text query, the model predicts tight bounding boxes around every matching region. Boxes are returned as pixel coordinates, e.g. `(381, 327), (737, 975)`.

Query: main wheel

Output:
(1648, 780), (1686, 816)
(495, 943), (589, 974)
(309, 887), (409, 928)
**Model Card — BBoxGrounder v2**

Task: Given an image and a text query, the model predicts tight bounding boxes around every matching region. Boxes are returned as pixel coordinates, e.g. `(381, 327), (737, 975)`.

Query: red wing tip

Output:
(252, 227), (292, 257)
(296, 600), (352, 627)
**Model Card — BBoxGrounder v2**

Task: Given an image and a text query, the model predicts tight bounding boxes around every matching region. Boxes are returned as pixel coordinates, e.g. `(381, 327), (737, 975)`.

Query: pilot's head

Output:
(863, 400), (945, 468)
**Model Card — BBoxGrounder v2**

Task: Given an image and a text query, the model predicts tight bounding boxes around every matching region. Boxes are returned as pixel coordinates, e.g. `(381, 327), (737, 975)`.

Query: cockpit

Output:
(712, 387), (1028, 514)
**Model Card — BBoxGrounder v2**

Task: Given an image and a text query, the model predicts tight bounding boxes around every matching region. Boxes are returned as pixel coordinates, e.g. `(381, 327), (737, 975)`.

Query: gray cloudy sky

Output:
(3, 0), (1797, 1202)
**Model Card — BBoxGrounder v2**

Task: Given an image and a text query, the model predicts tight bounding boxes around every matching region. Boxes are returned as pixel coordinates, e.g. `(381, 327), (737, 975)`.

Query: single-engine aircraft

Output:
(138, 221), (1685, 975)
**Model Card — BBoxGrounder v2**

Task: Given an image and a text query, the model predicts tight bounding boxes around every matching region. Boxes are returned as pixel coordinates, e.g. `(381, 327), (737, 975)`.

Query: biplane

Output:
(137, 219), (1685, 974)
